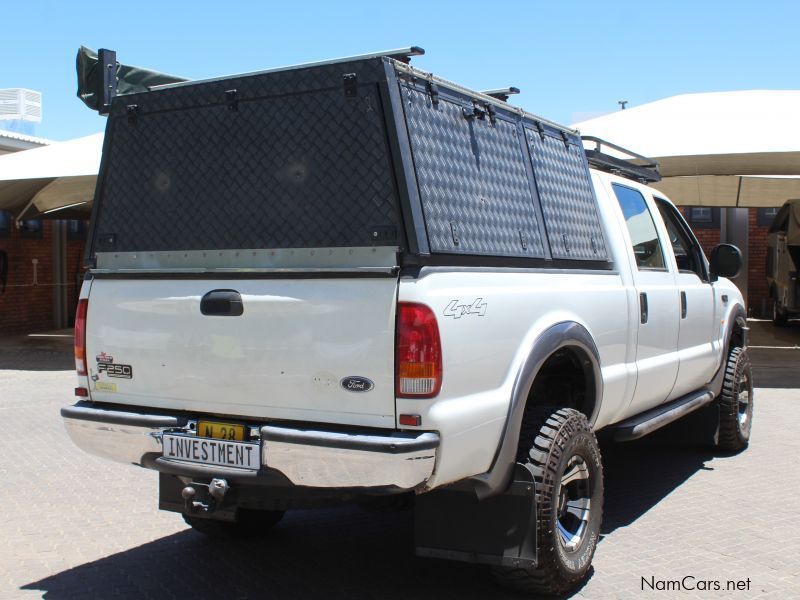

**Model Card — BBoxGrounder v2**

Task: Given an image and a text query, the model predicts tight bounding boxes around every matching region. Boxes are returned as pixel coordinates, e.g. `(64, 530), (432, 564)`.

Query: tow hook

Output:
(182, 478), (229, 514)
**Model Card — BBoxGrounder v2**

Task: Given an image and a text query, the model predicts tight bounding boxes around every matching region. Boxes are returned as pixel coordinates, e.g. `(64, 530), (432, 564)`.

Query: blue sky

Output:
(4, 0), (799, 141)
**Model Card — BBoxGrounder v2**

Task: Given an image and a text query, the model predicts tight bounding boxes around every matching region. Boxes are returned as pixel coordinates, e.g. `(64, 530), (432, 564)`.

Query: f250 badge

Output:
(444, 298), (487, 319)
(341, 376), (374, 393)
(97, 363), (133, 379)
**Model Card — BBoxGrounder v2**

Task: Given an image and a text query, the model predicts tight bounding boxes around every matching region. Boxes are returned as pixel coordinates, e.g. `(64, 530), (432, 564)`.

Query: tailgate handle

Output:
(200, 290), (244, 316)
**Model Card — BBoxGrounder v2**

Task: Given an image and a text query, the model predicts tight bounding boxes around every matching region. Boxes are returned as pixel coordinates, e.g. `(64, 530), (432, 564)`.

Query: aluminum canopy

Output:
(0, 133), (102, 219)
(573, 90), (800, 207)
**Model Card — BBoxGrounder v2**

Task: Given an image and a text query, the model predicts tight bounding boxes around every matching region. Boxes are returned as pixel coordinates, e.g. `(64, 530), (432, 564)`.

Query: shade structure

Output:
(652, 175), (800, 208)
(0, 133), (102, 219)
(573, 91), (800, 207)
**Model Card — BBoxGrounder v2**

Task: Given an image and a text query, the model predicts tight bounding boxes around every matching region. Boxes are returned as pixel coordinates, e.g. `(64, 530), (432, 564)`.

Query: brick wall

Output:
(0, 221), (86, 336)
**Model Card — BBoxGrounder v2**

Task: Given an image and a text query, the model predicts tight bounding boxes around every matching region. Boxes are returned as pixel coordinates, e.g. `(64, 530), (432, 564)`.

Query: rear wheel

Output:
(184, 508), (285, 539)
(716, 347), (754, 452)
(493, 407), (603, 595)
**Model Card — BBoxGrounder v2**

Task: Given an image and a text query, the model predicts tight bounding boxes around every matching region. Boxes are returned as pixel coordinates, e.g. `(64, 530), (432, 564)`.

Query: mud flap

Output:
(414, 463), (537, 569)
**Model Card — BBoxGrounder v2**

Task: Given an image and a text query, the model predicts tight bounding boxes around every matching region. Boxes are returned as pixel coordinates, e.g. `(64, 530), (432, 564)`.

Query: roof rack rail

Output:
(581, 136), (661, 183)
(480, 87), (520, 102)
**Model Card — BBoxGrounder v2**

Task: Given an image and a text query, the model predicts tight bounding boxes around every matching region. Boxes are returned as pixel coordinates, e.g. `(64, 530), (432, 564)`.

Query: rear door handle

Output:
(680, 291), (687, 319)
(200, 289), (244, 316)
(639, 292), (648, 324)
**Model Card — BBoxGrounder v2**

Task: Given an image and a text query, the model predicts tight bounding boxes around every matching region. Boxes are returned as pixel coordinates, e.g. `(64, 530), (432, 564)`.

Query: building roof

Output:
(0, 129), (51, 153)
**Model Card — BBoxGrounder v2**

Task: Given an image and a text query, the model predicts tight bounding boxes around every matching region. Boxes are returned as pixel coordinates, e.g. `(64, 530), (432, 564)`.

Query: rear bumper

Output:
(61, 402), (438, 491)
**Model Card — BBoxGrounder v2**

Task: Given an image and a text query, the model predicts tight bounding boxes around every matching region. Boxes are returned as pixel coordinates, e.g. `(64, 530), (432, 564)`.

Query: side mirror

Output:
(709, 243), (742, 281)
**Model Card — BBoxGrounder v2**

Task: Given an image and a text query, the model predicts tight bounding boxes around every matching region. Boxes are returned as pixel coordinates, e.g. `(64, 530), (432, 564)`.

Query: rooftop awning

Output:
(0, 133), (102, 219)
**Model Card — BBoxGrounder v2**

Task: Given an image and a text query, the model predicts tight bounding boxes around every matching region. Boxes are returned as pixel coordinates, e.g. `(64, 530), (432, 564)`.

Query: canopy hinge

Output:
(225, 89), (239, 112)
(343, 73), (358, 98)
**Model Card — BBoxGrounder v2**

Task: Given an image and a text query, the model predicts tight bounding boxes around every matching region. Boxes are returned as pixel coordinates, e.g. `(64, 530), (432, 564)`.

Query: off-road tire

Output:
(716, 347), (754, 452)
(184, 508), (285, 539)
(493, 407), (603, 595)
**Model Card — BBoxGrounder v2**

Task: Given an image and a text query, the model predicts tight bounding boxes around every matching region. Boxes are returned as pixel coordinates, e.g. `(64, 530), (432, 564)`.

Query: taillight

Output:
(396, 302), (442, 398)
(75, 299), (88, 376)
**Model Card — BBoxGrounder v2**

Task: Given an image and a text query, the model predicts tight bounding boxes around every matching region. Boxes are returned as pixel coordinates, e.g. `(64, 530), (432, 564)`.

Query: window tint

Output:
(657, 200), (707, 280)
(612, 184), (665, 270)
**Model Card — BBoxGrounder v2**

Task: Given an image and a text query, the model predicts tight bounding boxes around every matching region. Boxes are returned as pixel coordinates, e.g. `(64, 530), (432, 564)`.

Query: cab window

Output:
(655, 199), (708, 281)
(612, 184), (666, 270)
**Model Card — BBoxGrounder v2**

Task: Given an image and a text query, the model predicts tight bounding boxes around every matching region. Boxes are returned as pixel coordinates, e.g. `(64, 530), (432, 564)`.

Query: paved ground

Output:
(1, 323), (799, 599)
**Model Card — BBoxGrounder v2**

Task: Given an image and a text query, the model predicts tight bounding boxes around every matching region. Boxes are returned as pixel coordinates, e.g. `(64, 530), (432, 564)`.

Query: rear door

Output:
(86, 275), (398, 429)
(612, 183), (680, 412)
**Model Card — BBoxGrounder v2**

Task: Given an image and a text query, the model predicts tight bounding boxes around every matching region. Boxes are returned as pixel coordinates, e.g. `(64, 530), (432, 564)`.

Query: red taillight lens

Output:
(396, 302), (442, 398)
(74, 299), (88, 376)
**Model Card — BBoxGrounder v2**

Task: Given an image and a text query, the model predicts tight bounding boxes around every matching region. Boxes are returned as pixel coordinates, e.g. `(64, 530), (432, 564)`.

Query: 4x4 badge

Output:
(444, 298), (487, 319)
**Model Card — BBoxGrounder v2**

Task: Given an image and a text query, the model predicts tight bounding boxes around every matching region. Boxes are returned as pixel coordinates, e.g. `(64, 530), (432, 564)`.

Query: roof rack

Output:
(581, 136), (661, 183)
(480, 87), (520, 102)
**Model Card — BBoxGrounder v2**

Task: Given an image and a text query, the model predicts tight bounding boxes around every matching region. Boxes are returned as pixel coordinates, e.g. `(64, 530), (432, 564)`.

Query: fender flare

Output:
(468, 321), (602, 499)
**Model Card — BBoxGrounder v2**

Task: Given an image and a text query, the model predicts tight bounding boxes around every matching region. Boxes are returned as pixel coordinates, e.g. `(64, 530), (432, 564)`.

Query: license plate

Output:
(162, 434), (260, 470)
(197, 420), (245, 441)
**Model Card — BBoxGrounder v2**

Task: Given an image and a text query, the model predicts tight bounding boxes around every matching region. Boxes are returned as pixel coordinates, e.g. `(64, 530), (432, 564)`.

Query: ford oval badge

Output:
(341, 376), (374, 393)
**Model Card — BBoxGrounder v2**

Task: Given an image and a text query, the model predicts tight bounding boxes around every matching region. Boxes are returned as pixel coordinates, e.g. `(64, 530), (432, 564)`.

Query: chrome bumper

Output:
(61, 403), (438, 491)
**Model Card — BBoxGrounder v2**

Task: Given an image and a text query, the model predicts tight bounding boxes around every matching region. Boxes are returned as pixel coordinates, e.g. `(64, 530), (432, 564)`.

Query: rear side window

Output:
(612, 184), (665, 270)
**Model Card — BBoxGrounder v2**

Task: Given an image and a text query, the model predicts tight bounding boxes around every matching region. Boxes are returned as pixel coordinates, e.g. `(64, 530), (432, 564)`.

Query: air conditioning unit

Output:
(0, 88), (42, 122)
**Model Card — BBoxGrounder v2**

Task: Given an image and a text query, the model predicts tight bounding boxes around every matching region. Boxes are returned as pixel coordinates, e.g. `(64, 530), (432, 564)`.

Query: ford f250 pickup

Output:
(62, 47), (753, 595)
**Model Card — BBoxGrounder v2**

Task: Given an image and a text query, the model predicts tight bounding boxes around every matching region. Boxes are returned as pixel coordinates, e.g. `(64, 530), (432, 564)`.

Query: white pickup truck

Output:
(62, 48), (753, 595)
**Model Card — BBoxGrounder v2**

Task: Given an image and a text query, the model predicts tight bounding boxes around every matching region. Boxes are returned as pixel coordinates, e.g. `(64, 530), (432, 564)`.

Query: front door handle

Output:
(639, 292), (648, 324)
(680, 291), (687, 319)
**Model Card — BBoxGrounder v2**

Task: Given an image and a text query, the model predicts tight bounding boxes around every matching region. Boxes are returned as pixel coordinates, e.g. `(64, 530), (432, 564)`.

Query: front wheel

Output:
(493, 407), (603, 595)
(716, 347), (754, 452)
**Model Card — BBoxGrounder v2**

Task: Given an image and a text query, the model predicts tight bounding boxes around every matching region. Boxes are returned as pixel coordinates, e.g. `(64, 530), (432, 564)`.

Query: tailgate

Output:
(85, 276), (398, 428)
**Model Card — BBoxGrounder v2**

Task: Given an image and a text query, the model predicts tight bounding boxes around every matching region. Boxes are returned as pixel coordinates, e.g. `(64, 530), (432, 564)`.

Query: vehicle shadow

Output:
(21, 508), (534, 600)
(22, 412), (720, 600)
(599, 407), (718, 535)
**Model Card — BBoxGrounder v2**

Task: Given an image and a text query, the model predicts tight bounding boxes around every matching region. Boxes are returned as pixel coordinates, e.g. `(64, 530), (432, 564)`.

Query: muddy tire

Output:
(716, 347), (754, 452)
(493, 407), (603, 595)
(184, 508), (285, 539)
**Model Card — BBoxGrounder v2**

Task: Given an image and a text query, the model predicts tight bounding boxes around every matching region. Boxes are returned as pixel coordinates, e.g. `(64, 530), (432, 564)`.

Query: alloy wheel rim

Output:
(555, 455), (592, 552)
(737, 371), (752, 430)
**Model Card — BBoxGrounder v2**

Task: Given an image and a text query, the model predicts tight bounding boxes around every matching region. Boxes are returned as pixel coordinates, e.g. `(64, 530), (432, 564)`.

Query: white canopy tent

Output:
(0, 132), (102, 219)
(572, 90), (800, 207)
